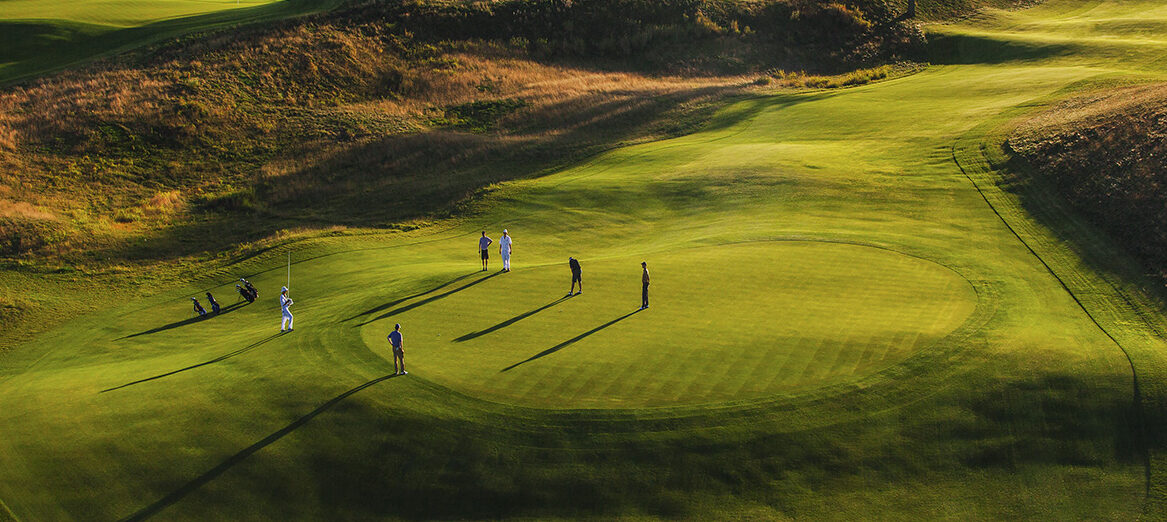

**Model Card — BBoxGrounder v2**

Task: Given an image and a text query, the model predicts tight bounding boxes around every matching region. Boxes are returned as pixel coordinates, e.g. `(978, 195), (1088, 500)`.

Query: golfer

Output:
(568, 257), (582, 296)
(279, 286), (294, 332)
(640, 261), (650, 310)
(478, 231), (493, 271)
(388, 323), (406, 375)
(499, 229), (513, 272)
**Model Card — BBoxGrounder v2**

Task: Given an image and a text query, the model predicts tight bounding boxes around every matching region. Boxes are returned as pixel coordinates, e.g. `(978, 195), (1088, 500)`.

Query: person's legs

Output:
(642, 283), (649, 308)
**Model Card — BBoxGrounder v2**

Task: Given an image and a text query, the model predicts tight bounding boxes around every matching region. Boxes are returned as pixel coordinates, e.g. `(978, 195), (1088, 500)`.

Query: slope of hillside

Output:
(0, 0), (924, 266)
(1008, 82), (1167, 279)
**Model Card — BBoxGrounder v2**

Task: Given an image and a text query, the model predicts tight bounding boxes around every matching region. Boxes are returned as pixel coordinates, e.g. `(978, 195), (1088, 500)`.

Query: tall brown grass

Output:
(0, 6), (912, 263)
(1009, 82), (1167, 279)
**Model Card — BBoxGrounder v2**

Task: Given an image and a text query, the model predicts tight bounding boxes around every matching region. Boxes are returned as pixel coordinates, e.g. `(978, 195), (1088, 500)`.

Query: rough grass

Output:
(0, 2), (929, 266)
(1008, 82), (1167, 280)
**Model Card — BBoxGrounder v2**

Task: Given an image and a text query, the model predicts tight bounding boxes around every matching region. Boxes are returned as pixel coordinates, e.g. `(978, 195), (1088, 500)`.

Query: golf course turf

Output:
(3, 0), (1167, 519)
(0, 0), (346, 85)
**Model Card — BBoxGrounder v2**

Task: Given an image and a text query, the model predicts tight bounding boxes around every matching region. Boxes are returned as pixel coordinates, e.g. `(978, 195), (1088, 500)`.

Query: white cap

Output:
(503, 229), (508, 234)
(281, 286), (288, 292)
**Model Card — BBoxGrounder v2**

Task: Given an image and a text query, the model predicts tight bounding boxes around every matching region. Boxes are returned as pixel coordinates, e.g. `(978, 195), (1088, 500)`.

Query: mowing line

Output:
(951, 143), (1151, 500)
(0, 496), (18, 522)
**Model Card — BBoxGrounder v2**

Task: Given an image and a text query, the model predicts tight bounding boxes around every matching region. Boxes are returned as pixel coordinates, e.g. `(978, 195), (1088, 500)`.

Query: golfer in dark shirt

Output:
(388, 323), (407, 375)
(640, 261), (650, 310)
(568, 257), (582, 296)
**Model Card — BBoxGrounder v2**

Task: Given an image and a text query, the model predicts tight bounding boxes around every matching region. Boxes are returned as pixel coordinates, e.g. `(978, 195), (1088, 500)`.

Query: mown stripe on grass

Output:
(951, 89), (1167, 513)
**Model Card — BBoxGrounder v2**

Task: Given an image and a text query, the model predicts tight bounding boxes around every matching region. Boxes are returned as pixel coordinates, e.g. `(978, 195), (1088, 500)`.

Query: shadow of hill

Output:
(928, 32), (1075, 65)
(501, 308), (640, 372)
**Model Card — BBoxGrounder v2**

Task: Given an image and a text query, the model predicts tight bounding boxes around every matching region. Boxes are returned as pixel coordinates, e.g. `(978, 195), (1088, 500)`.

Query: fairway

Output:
(4, 0), (1167, 519)
(0, 0), (343, 84)
(0, 0), (278, 27)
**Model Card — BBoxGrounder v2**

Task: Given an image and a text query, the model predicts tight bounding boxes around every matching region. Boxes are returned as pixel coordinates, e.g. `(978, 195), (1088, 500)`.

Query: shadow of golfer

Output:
(101, 332), (283, 393)
(358, 271), (502, 326)
(120, 373), (399, 521)
(345, 272), (480, 321)
(118, 302), (247, 340)
(500, 309), (642, 373)
(454, 296), (570, 342)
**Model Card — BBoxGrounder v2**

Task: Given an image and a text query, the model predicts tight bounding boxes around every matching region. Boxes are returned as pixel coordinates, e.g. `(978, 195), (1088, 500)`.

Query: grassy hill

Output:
(6, 0), (1167, 519)
(0, 0), (349, 85)
(0, 0), (924, 269)
(1007, 82), (1167, 281)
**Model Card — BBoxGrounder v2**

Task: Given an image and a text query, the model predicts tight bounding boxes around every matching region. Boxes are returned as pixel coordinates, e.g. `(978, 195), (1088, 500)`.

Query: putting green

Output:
(359, 242), (977, 407)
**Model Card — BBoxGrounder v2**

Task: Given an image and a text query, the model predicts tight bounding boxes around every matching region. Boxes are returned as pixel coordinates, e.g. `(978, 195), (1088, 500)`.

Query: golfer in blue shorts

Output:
(388, 323), (406, 375)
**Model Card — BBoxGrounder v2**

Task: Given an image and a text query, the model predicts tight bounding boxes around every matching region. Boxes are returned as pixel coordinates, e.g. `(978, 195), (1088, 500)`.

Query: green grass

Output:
(0, 0), (346, 85)
(3, 0), (1167, 519)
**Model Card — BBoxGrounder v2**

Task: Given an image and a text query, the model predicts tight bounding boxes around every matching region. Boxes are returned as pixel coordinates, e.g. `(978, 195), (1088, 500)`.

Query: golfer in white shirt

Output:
(499, 229), (513, 272)
(280, 286), (294, 332)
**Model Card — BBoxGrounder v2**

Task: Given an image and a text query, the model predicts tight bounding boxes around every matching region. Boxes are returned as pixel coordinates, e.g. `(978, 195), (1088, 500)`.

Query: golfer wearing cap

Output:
(279, 286), (294, 332)
(640, 261), (650, 310)
(478, 231), (493, 271)
(388, 324), (406, 375)
(499, 229), (513, 272)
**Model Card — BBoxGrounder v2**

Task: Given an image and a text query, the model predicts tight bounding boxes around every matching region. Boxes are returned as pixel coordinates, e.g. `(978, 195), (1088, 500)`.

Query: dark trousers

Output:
(642, 282), (649, 308)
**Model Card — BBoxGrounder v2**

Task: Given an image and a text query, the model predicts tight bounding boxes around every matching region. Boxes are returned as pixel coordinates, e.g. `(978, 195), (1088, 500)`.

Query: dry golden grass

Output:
(0, 9), (911, 263)
(1009, 81), (1167, 278)
(1014, 82), (1167, 140)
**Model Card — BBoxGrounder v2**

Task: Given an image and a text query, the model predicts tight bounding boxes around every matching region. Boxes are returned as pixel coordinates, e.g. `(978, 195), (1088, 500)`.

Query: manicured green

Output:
(3, 0), (1167, 519)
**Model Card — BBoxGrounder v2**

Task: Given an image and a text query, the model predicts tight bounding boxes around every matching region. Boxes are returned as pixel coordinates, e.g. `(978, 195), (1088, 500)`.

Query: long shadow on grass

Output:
(358, 272), (502, 326)
(118, 302), (247, 340)
(101, 332), (283, 393)
(454, 296), (570, 342)
(345, 272), (479, 321)
(501, 309), (641, 372)
(121, 373), (398, 521)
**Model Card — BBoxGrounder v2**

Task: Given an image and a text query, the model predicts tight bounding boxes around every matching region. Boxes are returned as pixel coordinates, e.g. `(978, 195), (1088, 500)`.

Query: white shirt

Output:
(280, 294), (293, 313)
(499, 235), (512, 255)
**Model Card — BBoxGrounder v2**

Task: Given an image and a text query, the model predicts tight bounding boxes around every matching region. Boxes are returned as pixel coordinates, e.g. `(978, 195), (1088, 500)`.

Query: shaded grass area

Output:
(0, 0), (344, 85)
